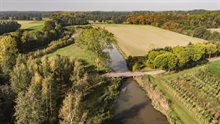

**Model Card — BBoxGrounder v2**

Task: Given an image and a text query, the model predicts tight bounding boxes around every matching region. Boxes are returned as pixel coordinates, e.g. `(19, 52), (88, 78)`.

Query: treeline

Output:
(50, 12), (89, 26)
(27, 34), (74, 58)
(11, 20), (64, 52)
(0, 21), (21, 35)
(127, 42), (220, 71)
(0, 11), (52, 20)
(127, 11), (220, 42)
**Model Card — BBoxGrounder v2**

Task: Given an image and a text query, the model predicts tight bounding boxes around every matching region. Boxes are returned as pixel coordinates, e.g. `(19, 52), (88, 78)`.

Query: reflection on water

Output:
(109, 44), (168, 124)
(108, 44), (128, 72)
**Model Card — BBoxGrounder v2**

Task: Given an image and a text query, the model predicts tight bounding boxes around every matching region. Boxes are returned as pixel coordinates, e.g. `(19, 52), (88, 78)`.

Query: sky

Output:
(0, 0), (219, 11)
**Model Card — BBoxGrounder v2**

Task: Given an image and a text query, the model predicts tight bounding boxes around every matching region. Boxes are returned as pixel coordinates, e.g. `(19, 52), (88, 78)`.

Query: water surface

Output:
(109, 44), (168, 124)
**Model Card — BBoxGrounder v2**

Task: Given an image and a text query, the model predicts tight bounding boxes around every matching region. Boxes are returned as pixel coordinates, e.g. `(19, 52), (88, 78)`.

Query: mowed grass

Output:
(207, 61), (220, 76)
(47, 44), (106, 69)
(208, 28), (220, 33)
(96, 24), (207, 56)
(17, 20), (44, 32)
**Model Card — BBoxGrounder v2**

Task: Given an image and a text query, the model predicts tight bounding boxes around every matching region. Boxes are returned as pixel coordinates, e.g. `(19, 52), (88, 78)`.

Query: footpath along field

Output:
(208, 28), (220, 33)
(96, 24), (207, 56)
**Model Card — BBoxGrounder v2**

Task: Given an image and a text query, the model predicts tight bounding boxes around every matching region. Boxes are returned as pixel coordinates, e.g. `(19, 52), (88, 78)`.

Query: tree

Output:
(187, 43), (205, 62)
(214, 42), (220, 56)
(10, 55), (34, 94)
(205, 43), (217, 58)
(153, 52), (177, 70)
(15, 81), (46, 124)
(59, 91), (87, 124)
(167, 53), (178, 70)
(76, 28), (115, 66)
(0, 36), (18, 74)
(0, 85), (15, 123)
(43, 20), (56, 31)
(153, 53), (167, 69)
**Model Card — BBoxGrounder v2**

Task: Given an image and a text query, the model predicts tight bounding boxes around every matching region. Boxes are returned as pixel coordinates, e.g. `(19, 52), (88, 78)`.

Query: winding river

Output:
(108, 44), (168, 124)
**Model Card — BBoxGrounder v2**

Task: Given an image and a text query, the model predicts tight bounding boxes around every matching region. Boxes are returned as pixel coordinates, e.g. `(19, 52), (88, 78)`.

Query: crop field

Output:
(156, 61), (220, 124)
(208, 28), (220, 33)
(96, 24), (207, 56)
(17, 20), (44, 31)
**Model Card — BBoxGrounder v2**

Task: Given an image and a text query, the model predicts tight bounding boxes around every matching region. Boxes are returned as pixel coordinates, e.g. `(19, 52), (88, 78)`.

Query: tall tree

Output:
(0, 36), (18, 74)
(76, 28), (115, 66)
(59, 91), (87, 124)
(205, 43), (217, 58)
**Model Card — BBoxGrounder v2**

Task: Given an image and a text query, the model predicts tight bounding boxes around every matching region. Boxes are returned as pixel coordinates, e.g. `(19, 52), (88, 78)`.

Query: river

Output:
(108, 44), (168, 124)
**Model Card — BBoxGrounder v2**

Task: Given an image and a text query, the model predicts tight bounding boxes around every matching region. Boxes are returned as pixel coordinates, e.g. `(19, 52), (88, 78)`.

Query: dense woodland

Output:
(0, 21), (21, 35)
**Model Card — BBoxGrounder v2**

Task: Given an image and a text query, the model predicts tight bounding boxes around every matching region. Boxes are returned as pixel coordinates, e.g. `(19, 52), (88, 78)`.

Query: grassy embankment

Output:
(96, 24), (207, 56)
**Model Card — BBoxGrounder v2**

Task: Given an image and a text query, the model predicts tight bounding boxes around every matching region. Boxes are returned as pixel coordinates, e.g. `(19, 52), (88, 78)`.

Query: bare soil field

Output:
(96, 24), (207, 56)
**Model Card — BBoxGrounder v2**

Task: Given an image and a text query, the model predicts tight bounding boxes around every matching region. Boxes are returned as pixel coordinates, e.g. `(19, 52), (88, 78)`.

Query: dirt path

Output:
(208, 57), (220, 62)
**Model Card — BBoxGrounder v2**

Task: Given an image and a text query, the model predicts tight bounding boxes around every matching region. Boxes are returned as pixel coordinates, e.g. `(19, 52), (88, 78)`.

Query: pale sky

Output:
(0, 0), (219, 11)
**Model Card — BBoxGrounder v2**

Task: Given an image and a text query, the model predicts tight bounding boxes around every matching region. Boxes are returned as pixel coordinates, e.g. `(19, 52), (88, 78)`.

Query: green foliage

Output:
(0, 85), (14, 123)
(12, 55), (84, 123)
(205, 43), (217, 58)
(153, 52), (177, 70)
(50, 12), (88, 26)
(173, 46), (190, 68)
(76, 28), (115, 67)
(128, 42), (220, 71)
(206, 61), (220, 76)
(0, 20), (21, 34)
(11, 20), (64, 52)
(11, 55), (120, 124)
(0, 36), (18, 75)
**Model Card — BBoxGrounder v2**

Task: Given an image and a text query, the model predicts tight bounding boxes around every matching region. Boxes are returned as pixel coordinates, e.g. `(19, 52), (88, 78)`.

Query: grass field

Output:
(96, 24), (207, 56)
(17, 20), (44, 31)
(207, 60), (220, 76)
(47, 44), (106, 69)
(208, 28), (220, 33)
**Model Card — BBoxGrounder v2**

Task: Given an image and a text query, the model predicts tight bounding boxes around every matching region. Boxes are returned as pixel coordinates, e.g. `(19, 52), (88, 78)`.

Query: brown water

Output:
(109, 44), (168, 124)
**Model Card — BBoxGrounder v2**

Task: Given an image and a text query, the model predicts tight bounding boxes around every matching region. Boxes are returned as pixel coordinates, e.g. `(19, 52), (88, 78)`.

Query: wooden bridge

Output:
(105, 70), (165, 78)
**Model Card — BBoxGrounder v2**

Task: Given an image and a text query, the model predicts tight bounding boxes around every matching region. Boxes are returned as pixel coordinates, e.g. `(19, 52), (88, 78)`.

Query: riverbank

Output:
(108, 44), (169, 124)
(135, 76), (183, 124)
(111, 78), (169, 124)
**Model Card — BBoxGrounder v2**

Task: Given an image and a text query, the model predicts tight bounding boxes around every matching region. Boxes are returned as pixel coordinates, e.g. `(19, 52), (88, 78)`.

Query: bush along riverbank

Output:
(135, 76), (182, 124)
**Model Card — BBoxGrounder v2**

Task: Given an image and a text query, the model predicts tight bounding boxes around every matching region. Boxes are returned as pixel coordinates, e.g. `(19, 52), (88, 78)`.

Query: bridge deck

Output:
(105, 70), (165, 77)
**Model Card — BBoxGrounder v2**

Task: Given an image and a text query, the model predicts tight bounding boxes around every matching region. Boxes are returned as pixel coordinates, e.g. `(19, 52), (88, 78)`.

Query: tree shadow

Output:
(109, 102), (148, 124)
